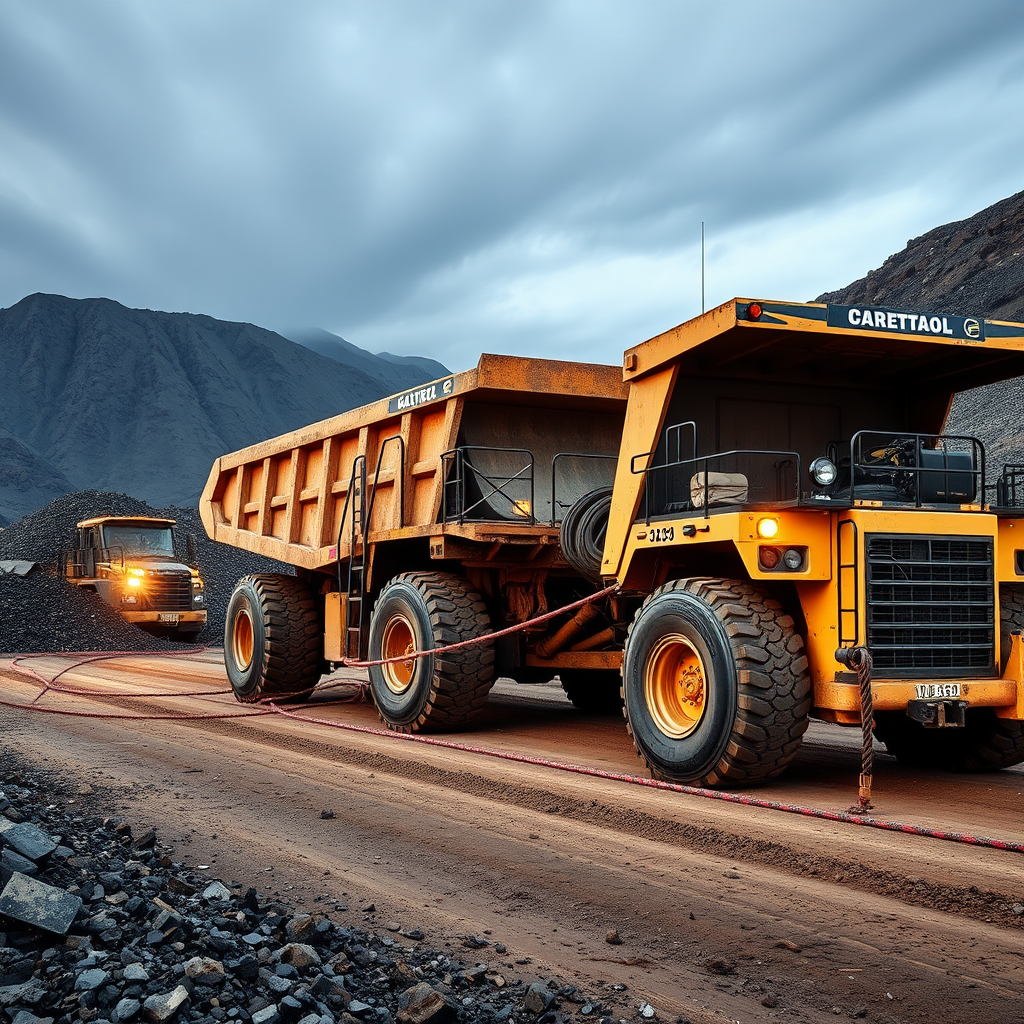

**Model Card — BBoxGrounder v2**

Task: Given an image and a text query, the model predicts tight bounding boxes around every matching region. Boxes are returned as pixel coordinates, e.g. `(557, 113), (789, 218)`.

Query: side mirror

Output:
(186, 533), (198, 566)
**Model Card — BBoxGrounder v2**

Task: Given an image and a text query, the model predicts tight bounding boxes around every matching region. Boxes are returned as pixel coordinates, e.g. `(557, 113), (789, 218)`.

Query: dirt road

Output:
(2, 651), (1023, 1023)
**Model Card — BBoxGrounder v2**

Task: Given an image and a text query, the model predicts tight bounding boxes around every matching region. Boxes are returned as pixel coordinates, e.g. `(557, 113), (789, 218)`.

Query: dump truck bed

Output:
(200, 354), (628, 571)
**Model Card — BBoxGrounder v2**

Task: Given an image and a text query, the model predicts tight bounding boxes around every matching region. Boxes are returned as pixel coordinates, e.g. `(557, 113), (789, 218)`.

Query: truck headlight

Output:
(127, 577), (142, 588)
(809, 457), (838, 487)
(193, 594), (206, 605)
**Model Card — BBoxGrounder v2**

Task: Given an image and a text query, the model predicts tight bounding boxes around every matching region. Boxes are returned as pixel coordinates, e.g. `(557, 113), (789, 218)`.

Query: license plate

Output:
(157, 613), (180, 625)
(915, 683), (961, 699)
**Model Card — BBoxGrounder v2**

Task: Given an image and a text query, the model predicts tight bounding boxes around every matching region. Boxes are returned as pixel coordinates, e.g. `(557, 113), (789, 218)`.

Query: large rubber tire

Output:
(368, 572), (494, 732)
(224, 574), (322, 704)
(559, 670), (624, 714)
(621, 578), (811, 787)
(876, 585), (1024, 771)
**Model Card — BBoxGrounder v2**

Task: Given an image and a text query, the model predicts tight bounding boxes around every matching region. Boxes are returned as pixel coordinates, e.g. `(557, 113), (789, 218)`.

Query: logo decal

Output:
(826, 304), (985, 342)
(387, 377), (457, 415)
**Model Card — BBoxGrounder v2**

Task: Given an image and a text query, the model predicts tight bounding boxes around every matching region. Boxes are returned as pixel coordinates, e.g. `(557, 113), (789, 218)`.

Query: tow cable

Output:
(836, 645), (874, 814)
(1, 598), (1022, 855)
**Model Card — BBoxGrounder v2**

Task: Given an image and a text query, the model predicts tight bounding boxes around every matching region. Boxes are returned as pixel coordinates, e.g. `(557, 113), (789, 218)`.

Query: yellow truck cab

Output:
(64, 515), (207, 639)
(607, 298), (1024, 786)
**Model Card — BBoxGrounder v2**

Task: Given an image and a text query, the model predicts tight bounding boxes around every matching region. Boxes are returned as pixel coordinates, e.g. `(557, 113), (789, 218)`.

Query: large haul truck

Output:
(201, 356), (632, 727)
(201, 300), (1024, 786)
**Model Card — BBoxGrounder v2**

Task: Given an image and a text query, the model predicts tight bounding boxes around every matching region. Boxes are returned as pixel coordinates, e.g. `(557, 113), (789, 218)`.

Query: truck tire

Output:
(224, 574), (322, 704)
(368, 572), (494, 732)
(621, 578), (810, 787)
(559, 670), (624, 714)
(876, 585), (1024, 771)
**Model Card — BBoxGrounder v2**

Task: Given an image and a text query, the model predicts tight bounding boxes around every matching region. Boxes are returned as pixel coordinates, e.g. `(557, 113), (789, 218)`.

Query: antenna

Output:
(701, 221), (705, 313)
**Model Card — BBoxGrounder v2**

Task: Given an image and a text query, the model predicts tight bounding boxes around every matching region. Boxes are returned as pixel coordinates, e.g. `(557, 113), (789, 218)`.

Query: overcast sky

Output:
(1, 2), (1022, 370)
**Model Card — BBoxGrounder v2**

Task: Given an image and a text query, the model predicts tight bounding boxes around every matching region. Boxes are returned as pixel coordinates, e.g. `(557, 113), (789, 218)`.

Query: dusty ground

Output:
(2, 651), (1023, 1024)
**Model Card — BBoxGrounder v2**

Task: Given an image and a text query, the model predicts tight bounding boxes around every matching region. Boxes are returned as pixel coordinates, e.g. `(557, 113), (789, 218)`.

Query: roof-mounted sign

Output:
(826, 303), (984, 342)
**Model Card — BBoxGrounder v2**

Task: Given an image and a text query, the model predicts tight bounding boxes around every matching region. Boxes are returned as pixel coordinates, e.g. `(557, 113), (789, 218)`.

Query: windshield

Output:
(101, 525), (175, 558)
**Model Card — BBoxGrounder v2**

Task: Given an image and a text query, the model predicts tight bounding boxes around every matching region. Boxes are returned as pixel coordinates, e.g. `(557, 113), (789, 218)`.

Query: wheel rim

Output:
(232, 607), (254, 672)
(644, 632), (708, 739)
(381, 613), (417, 694)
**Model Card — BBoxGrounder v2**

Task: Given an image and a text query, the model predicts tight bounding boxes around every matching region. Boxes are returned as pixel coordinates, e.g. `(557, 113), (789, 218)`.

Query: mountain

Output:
(0, 293), (450, 522)
(284, 327), (449, 391)
(817, 190), (1024, 473)
(816, 190), (1024, 321)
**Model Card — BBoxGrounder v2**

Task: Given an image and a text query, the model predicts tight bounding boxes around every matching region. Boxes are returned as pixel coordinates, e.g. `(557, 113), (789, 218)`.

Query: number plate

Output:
(157, 613), (180, 625)
(914, 683), (961, 699)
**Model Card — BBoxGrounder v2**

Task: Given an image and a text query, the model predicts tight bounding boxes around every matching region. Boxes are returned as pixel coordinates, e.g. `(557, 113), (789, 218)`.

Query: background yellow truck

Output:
(201, 300), (1024, 786)
(63, 515), (207, 639)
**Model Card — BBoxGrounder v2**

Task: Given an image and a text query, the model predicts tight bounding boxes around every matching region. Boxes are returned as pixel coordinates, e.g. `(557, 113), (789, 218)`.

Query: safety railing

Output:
(442, 446), (536, 524)
(632, 446), (802, 523)
(846, 431), (983, 506)
(990, 464), (1024, 509)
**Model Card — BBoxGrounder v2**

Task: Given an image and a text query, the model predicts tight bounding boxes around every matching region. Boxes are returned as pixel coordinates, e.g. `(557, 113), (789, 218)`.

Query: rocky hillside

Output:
(817, 190), (1024, 472)
(817, 189), (1024, 321)
(0, 294), (449, 523)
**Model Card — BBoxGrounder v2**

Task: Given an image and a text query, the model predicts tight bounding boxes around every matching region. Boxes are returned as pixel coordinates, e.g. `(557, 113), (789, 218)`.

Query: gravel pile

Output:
(0, 570), (182, 656)
(0, 760), (635, 1024)
(0, 491), (291, 653)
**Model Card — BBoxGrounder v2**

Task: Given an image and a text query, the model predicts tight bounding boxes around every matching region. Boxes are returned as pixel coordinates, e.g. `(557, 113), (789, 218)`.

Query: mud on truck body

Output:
(63, 516), (207, 639)
(201, 300), (1024, 787)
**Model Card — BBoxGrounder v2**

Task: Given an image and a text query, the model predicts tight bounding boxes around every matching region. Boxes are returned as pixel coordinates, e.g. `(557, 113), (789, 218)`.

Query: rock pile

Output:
(0, 765), (635, 1024)
(0, 491), (290, 653)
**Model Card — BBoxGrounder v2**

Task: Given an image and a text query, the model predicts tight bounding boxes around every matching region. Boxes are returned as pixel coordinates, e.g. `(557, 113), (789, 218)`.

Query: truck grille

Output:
(147, 571), (193, 611)
(865, 535), (994, 677)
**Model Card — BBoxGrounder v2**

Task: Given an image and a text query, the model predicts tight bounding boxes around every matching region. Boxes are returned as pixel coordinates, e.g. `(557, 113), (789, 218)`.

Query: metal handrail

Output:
(847, 430), (984, 506)
(631, 446), (801, 522)
(364, 435), (406, 532)
(441, 446), (535, 524)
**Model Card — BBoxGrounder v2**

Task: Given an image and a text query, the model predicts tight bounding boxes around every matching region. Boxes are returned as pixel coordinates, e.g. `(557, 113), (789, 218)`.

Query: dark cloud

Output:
(1, 0), (1022, 370)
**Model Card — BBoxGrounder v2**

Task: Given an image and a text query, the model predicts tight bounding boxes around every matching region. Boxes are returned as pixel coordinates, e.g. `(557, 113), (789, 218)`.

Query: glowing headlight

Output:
(127, 577), (142, 588)
(809, 457), (838, 487)
(756, 517), (779, 539)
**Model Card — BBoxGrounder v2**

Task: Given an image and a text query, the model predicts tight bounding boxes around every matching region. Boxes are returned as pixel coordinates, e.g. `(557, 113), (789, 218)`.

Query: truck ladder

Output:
(343, 454), (368, 659)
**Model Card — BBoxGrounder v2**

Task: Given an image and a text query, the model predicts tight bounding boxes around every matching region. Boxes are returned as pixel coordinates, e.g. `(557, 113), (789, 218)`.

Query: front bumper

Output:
(121, 610), (207, 628)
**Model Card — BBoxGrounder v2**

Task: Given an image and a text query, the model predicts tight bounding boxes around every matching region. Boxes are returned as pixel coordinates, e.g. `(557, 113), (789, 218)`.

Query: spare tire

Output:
(560, 487), (612, 583)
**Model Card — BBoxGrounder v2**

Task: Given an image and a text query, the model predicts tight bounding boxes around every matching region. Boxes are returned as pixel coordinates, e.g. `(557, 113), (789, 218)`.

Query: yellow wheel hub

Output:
(381, 613), (417, 694)
(232, 608), (254, 672)
(644, 633), (708, 739)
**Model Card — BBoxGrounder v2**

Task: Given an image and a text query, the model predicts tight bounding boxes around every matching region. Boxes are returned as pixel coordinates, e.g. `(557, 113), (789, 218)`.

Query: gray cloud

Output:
(1, 0), (1022, 370)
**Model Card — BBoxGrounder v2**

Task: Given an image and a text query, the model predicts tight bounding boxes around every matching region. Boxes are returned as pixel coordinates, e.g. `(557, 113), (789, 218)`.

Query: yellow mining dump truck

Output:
(202, 301), (1024, 787)
(200, 355), (631, 725)
(607, 298), (1024, 785)
(63, 515), (207, 639)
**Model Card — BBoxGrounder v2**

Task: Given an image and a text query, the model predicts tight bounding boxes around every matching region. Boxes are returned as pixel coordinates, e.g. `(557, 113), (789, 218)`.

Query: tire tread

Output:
(622, 576), (811, 786)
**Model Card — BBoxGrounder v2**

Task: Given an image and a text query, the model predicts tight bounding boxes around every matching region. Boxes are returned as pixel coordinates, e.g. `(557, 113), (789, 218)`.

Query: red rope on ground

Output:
(264, 700), (1024, 856)
(341, 584), (619, 668)
(9, 648), (231, 701)
(0, 698), (272, 721)
(3, 632), (1023, 857)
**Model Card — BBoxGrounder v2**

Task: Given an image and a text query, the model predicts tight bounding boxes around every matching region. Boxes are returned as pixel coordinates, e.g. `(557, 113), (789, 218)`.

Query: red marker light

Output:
(748, 302), (763, 320)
